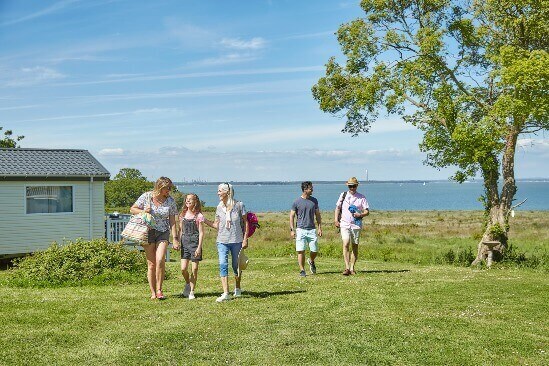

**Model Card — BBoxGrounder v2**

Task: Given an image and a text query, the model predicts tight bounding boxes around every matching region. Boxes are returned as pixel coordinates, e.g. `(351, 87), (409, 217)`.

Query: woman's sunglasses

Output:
(348, 184), (358, 188)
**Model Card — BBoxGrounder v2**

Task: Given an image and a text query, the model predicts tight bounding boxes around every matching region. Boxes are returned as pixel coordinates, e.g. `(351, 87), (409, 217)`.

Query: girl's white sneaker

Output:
(216, 293), (230, 302)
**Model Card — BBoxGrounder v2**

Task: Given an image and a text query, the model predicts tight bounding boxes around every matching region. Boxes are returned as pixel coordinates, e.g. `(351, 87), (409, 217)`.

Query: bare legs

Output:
(181, 259), (199, 292)
(351, 244), (359, 272)
(342, 237), (351, 271)
(298, 250), (317, 271)
(143, 241), (168, 298)
(342, 239), (359, 273)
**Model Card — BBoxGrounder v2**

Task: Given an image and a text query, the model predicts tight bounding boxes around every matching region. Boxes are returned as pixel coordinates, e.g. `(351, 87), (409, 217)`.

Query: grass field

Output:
(225, 210), (549, 266)
(1, 211), (547, 365)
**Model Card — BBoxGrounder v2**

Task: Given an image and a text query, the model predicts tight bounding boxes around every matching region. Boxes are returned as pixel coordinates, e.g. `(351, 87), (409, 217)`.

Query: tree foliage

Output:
(114, 168), (148, 181)
(105, 168), (154, 208)
(0, 127), (24, 148)
(312, 0), (548, 264)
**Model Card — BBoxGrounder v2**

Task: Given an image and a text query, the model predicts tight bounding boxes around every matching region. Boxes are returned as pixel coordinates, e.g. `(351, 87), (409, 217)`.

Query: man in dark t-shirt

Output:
(290, 181), (323, 277)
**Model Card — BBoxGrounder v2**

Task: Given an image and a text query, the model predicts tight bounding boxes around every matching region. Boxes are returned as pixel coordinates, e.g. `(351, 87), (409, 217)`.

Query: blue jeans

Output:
(217, 242), (242, 277)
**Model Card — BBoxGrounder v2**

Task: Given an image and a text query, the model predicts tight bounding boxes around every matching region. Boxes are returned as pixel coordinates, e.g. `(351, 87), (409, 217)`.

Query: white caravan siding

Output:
(0, 180), (105, 255)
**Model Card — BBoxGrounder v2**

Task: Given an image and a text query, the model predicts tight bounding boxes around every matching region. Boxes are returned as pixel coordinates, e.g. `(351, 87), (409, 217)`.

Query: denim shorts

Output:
(181, 242), (202, 261)
(147, 229), (170, 244)
(295, 228), (318, 252)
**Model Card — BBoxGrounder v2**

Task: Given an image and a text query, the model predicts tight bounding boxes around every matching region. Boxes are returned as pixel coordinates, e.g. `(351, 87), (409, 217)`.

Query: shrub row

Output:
(8, 239), (147, 287)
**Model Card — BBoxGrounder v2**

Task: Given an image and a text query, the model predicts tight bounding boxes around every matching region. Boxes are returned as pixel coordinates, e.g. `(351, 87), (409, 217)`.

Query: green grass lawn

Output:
(1, 257), (548, 365)
(1, 210), (547, 365)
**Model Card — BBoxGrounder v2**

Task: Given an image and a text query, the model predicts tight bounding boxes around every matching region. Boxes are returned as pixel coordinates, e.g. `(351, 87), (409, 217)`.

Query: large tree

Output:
(313, 0), (548, 265)
(0, 127), (24, 148)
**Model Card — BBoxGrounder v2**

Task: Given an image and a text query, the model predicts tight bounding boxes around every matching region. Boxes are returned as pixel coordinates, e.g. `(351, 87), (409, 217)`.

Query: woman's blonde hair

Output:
(152, 176), (173, 196)
(179, 193), (202, 220)
(218, 182), (235, 210)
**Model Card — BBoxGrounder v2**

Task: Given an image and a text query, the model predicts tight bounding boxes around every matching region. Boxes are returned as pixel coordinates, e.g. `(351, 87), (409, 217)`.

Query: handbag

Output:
(121, 193), (155, 244)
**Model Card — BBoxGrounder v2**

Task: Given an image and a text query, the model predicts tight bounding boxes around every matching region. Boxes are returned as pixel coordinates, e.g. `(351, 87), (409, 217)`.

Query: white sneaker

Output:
(216, 293), (231, 302)
(188, 291), (195, 300)
(234, 288), (242, 297)
(182, 283), (191, 298)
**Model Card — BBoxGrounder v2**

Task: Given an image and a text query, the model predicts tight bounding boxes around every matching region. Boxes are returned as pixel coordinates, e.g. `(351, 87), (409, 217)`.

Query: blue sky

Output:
(1, 0), (547, 182)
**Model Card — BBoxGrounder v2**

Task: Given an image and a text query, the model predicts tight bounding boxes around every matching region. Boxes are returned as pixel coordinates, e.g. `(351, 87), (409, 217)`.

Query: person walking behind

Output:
(204, 183), (249, 302)
(175, 193), (205, 300)
(290, 181), (322, 277)
(130, 177), (179, 300)
(334, 177), (369, 276)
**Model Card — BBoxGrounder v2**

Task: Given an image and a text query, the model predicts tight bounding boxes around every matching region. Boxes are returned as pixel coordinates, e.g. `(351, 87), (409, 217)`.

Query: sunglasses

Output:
(348, 185), (358, 188)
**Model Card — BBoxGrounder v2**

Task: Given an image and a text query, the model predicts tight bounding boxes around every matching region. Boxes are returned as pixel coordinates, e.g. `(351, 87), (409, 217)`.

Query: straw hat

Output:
(345, 177), (360, 185)
(238, 250), (249, 271)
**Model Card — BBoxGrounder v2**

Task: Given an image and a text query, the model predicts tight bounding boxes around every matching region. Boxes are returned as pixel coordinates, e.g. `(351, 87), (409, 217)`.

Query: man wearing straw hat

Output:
(334, 177), (369, 275)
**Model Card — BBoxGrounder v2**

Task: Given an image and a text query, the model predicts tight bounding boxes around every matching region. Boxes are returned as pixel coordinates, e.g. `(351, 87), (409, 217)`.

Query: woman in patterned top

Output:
(204, 183), (249, 302)
(131, 177), (179, 300)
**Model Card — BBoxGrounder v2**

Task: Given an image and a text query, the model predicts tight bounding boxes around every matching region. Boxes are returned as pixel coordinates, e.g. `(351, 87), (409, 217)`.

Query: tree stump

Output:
(482, 241), (501, 267)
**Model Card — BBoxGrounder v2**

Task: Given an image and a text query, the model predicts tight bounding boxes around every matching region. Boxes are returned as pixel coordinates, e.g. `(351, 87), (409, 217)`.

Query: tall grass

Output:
(191, 210), (549, 269)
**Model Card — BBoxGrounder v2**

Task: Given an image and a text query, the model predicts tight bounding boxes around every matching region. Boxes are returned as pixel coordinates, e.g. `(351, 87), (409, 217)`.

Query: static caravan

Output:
(0, 148), (110, 256)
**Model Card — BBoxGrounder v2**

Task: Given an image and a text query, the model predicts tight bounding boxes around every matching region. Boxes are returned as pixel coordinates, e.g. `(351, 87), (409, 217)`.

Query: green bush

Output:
(8, 239), (147, 287)
(437, 247), (475, 266)
(498, 243), (549, 270)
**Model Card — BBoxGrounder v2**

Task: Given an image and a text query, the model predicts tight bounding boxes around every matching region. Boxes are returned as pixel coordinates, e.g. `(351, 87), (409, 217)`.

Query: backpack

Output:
(246, 212), (260, 238)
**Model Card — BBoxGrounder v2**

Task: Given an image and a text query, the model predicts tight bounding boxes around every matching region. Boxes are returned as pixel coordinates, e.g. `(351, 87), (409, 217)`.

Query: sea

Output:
(176, 180), (549, 212)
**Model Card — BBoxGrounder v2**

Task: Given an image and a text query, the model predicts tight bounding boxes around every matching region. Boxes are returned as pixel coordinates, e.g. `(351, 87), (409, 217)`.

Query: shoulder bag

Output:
(121, 193), (155, 244)
(336, 191), (348, 232)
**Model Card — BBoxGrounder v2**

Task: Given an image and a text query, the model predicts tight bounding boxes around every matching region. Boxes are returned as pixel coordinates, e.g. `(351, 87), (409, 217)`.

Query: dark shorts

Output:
(181, 242), (202, 261)
(147, 229), (170, 244)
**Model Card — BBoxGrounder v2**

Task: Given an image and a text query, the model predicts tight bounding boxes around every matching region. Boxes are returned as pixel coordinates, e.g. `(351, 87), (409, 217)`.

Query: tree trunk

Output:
(471, 127), (519, 266)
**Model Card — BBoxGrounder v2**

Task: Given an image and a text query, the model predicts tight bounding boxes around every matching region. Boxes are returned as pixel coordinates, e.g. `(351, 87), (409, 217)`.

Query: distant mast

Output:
(365, 169), (368, 182)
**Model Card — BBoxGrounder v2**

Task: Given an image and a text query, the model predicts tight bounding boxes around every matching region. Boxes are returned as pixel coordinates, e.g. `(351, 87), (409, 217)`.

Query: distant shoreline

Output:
(175, 178), (549, 186)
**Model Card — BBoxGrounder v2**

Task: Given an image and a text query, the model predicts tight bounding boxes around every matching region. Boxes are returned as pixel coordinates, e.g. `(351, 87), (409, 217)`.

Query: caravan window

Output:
(26, 186), (74, 214)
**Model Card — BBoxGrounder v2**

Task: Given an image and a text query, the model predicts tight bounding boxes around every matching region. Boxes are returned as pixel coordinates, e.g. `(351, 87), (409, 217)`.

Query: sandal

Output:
(156, 290), (166, 300)
(342, 269), (351, 276)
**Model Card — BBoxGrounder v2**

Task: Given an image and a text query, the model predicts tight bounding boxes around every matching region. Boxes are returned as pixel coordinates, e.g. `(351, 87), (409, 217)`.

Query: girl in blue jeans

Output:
(204, 183), (249, 302)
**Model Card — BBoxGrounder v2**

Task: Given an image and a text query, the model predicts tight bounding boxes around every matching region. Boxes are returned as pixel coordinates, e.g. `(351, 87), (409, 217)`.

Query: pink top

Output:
(183, 211), (205, 223)
(336, 191), (369, 229)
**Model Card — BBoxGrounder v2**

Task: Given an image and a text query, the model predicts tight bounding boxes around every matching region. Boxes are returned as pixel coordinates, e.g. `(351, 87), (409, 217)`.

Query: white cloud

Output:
(220, 37), (266, 50)
(277, 31), (335, 41)
(11, 108), (184, 123)
(98, 148), (125, 156)
(92, 145), (447, 181)
(517, 138), (549, 150)
(0, 104), (41, 111)
(1, 0), (79, 26)
(52, 66), (324, 86)
(192, 53), (258, 66)
(6, 66), (65, 86)
(165, 21), (216, 49)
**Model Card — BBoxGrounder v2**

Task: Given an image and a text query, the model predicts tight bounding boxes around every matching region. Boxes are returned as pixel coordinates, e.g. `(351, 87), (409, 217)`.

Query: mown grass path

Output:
(1, 258), (547, 365)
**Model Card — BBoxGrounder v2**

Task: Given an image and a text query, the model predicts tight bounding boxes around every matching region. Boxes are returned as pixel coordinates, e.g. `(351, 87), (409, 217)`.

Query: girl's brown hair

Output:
(179, 193), (202, 220)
